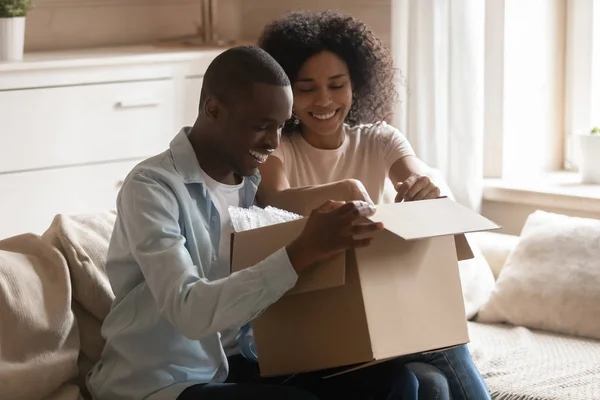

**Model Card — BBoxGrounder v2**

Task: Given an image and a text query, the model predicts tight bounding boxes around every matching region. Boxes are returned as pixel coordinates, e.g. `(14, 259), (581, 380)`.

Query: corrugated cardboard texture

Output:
(230, 218), (345, 295)
(253, 251), (373, 377)
(368, 198), (500, 240)
(355, 232), (469, 359)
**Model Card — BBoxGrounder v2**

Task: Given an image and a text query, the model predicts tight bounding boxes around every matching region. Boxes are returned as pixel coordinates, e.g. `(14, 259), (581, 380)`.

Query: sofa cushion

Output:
(477, 210), (600, 340)
(42, 210), (117, 398)
(470, 231), (520, 279)
(0, 234), (80, 400)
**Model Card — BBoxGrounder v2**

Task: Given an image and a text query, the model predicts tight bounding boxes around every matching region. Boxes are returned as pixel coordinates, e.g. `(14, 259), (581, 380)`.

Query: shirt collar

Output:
(169, 127), (261, 187)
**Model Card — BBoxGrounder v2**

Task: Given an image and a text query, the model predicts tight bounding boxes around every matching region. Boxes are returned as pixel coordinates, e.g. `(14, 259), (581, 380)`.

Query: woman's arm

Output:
(377, 122), (442, 202)
(257, 156), (373, 216)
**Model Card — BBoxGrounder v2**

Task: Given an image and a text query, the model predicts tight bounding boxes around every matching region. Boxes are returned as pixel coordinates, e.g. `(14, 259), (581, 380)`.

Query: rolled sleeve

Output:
(259, 247), (298, 298)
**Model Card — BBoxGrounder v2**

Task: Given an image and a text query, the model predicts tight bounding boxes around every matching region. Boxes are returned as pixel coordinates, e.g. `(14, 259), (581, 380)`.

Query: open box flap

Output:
(367, 198), (500, 241)
(454, 233), (475, 261)
(230, 218), (346, 295)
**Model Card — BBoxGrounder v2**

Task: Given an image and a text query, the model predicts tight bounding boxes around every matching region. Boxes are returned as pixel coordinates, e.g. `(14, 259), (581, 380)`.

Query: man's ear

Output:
(203, 96), (222, 121)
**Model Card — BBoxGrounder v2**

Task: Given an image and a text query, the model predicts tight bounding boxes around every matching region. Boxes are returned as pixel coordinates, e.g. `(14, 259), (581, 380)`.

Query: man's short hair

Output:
(199, 45), (290, 108)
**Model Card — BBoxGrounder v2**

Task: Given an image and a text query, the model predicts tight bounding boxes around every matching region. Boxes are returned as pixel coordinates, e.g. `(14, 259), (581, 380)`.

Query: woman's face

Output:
(292, 51), (353, 141)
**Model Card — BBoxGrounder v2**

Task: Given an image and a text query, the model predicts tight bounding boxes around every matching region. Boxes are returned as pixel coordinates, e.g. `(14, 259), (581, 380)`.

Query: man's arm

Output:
(256, 156), (373, 216)
(119, 172), (299, 340)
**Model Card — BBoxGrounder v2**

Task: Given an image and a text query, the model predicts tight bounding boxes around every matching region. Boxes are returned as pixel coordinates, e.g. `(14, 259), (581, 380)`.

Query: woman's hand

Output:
(394, 174), (441, 202)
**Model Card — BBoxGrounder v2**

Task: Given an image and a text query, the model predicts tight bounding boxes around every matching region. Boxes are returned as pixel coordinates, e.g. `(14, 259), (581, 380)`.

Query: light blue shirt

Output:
(87, 128), (298, 400)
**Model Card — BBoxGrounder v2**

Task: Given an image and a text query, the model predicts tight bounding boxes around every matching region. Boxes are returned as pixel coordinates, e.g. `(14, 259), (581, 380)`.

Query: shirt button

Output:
(212, 254), (217, 261)
(211, 216), (217, 222)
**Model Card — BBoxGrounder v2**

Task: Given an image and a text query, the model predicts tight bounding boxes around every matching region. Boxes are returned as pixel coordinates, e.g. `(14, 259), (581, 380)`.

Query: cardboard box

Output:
(231, 198), (500, 377)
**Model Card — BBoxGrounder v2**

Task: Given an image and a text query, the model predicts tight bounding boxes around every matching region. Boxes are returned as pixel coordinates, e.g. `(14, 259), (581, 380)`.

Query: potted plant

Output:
(577, 126), (600, 184)
(0, 0), (32, 62)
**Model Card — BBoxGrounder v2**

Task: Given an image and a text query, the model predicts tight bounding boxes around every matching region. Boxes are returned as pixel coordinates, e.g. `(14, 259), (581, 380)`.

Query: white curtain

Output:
(391, 0), (485, 211)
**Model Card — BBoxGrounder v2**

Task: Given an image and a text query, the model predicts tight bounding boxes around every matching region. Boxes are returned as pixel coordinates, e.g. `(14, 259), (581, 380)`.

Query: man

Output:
(86, 46), (383, 400)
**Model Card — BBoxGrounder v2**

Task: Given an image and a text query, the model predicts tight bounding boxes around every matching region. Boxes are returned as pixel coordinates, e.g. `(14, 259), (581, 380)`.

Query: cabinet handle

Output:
(115, 99), (160, 109)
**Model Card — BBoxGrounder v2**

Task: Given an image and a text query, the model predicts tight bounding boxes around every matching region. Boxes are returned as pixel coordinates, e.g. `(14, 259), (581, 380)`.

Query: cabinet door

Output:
(0, 160), (139, 239)
(0, 79), (176, 173)
(182, 76), (204, 127)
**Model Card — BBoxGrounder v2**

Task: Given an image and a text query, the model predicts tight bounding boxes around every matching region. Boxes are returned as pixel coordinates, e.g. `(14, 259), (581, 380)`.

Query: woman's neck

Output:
(300, 124), (346, 150)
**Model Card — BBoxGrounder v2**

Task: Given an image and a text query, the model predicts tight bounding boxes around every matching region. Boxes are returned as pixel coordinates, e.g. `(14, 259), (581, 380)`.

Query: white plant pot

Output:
(577, 133), (600, 184)
(0, 17), (26, 62)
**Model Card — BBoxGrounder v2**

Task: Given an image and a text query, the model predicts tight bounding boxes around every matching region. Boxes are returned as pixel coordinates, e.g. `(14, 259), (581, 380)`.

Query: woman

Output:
(255, 10), (491, 400)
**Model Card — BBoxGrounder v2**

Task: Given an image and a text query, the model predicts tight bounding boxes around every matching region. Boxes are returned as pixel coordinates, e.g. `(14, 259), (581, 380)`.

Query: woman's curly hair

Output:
(258, 10), (398, 131)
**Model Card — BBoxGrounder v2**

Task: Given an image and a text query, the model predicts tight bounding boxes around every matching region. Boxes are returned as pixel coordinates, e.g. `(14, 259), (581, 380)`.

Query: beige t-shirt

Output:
(272, 121), (415, 204)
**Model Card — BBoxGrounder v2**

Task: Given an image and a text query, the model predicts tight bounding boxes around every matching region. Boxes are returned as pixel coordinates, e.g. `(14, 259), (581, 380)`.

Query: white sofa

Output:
(1, 210), (599, 400)
(468, 228), (600, 400)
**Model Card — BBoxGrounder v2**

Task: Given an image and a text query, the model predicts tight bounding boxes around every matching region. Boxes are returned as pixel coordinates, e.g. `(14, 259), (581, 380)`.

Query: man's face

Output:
(219, 83), (293, 177)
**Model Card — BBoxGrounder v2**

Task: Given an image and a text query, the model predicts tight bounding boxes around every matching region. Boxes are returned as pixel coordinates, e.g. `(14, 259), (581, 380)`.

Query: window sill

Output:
(482, 172), (600, 213)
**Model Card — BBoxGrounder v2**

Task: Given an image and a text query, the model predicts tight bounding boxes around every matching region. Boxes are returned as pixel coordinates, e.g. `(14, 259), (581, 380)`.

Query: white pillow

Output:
(476, 210), (600, 340)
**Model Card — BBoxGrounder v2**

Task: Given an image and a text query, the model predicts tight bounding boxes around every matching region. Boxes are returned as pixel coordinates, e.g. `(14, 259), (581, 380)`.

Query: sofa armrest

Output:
(469, 231), (519, 279)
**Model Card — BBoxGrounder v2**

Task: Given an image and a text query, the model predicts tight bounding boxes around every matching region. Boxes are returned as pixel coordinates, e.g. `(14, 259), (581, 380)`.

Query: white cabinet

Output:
(182, 76), (204, 127)
(0, 160), (139, 239)
(0, 79), (176, 172)
(0, 45), (222, 238)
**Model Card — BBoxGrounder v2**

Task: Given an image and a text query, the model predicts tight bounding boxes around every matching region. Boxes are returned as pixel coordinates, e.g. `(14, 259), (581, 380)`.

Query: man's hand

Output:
(286, 200), (384, 273)
(394, 174), (441, 202)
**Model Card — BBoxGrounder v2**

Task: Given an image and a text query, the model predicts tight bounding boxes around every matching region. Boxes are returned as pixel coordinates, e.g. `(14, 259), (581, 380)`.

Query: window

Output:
(483, 0), (600, 179)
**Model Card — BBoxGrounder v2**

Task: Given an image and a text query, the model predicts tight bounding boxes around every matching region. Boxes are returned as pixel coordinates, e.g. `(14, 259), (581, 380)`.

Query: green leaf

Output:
(0, 0), (33, 18)
(591, 126), (600, 135)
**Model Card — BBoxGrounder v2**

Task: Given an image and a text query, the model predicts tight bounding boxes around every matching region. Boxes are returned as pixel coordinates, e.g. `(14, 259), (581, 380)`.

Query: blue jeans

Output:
(404, 362), (451, 399)
(179, 355), (418, 399)
(179, 345), (489, 400)
(402, 344), (491, 400)
(238, 321), (489, 399)
(304, 344), (489, 400)
(288, 344), (489, 400)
